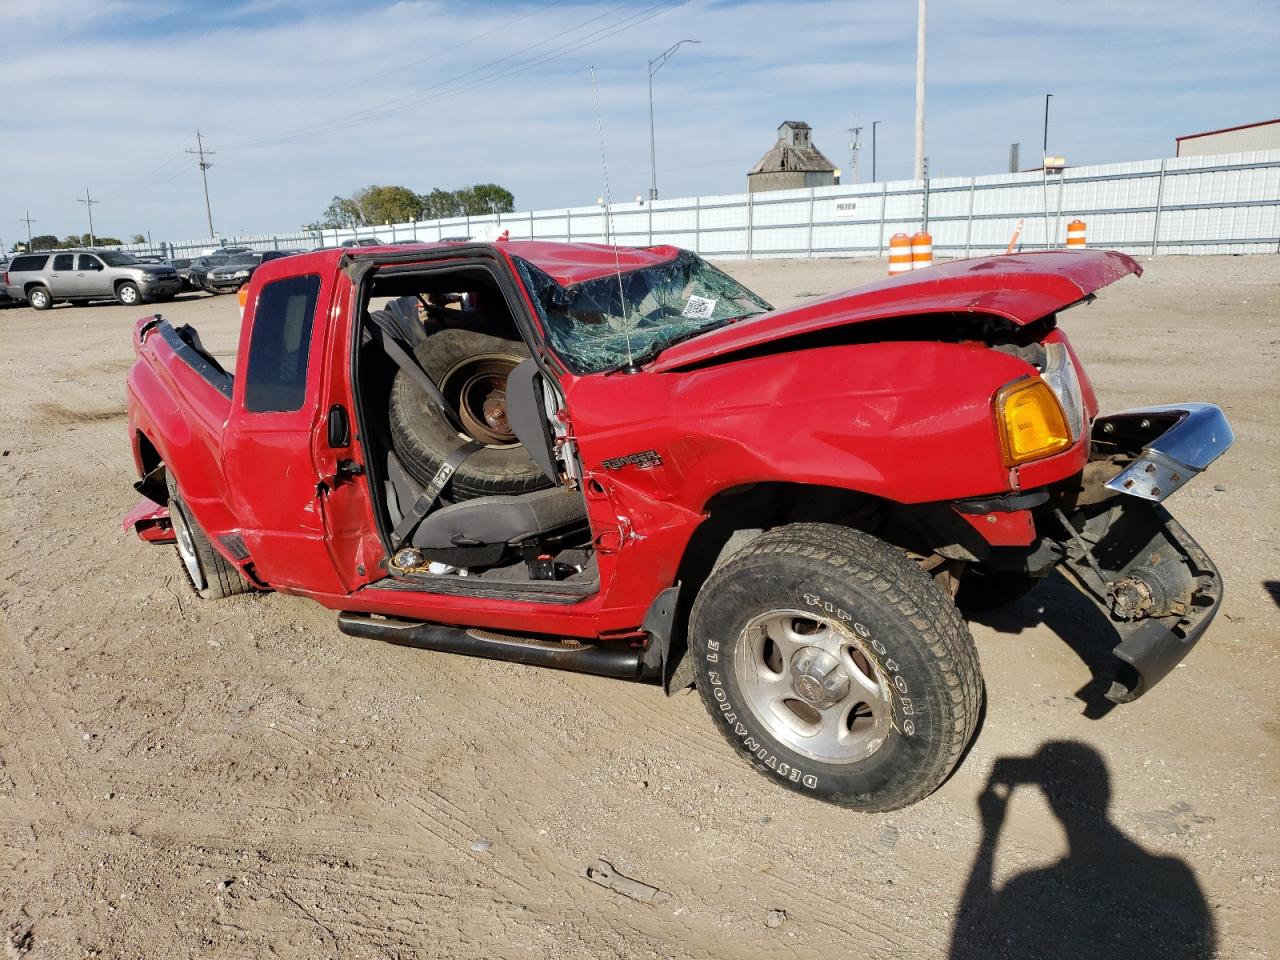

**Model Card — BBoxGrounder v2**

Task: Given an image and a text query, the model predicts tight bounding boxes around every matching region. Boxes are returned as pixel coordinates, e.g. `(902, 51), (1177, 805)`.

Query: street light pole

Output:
(913, 0), (926, 180)
(871, 121), (881, 182)
(648, 39), (699, 201)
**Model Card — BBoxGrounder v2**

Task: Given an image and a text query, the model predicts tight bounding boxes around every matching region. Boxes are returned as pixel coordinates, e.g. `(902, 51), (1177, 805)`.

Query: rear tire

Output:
(28, 286), (52, 310)
(166, 472), (254, 600)
(690, 522), (983, 811)
(116, 281), (141, 306)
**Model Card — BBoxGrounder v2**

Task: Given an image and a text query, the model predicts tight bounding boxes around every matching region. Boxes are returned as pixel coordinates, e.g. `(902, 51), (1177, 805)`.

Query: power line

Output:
(76, 188), (99, 246)
(186, 130), (216, 238)
(221, 1), (679, 152)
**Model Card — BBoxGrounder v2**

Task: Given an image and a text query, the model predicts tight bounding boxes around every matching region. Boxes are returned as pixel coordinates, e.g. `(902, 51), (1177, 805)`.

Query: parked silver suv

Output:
(3, 250), (181, 310)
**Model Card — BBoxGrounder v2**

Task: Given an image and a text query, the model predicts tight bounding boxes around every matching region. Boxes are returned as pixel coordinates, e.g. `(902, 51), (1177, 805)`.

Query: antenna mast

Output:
(589, 66), (635, 371)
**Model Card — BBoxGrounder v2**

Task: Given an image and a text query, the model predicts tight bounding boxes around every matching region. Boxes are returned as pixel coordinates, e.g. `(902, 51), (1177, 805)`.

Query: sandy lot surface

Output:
(1, 254), (1277, 959)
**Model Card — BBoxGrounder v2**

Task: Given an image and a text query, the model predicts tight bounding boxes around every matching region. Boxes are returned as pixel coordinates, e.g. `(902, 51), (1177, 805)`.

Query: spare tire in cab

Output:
(389, 328), (553, 499)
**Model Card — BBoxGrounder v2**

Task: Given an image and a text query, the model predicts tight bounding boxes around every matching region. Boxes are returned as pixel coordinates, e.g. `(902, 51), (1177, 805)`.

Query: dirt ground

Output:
(1, 254), (1277, 959)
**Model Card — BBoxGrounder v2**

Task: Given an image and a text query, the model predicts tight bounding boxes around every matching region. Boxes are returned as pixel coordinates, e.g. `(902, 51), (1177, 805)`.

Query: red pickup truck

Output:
(124, 241), (1233, 810)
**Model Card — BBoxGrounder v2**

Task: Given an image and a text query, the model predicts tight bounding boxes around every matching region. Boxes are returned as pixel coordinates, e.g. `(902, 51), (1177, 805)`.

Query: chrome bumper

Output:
(1097, 403), (1234, 501)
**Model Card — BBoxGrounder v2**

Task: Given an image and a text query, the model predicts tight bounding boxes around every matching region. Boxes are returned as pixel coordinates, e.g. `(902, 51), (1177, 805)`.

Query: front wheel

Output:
(116, 281), (141, 306)
(691, 523), (983, 811)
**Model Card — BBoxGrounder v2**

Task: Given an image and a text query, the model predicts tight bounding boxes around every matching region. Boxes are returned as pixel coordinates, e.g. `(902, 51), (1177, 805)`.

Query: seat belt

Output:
(390, 439), (485, 549)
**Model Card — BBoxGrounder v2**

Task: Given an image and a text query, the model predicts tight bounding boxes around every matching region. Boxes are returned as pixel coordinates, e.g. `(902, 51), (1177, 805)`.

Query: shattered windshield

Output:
(514, 250), (772, 374)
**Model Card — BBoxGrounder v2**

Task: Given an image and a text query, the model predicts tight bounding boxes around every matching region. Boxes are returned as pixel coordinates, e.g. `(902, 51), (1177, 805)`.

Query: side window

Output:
(244, 274), (321, 413)
(77, 254), (102, 271)
(52, 253), (73, 270)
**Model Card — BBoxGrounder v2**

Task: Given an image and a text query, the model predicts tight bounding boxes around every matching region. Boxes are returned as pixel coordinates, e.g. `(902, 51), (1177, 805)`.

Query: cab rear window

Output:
(244, 274), (321, 413)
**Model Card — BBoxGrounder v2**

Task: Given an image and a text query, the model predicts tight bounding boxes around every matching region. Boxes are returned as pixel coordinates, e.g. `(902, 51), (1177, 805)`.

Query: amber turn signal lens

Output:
(995, 377), (1072, 466)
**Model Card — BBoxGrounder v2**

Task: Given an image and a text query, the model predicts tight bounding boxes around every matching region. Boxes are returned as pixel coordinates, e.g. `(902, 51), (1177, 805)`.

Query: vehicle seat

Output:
(411, 485), (587, 554)
(384, 449), (588, 568)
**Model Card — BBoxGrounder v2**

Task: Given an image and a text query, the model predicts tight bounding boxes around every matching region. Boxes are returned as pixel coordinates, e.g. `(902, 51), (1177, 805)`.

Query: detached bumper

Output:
(1057, 404), (1234, 702)
(1098, 403), (1235, 501)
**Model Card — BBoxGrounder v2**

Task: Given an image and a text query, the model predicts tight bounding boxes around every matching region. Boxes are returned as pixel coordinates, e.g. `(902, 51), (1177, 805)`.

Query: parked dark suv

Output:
(3, 250), (181, 309)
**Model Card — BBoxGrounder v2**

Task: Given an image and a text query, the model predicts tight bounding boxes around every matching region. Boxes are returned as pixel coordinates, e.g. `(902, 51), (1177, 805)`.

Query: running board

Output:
(337, 612), (656, 681)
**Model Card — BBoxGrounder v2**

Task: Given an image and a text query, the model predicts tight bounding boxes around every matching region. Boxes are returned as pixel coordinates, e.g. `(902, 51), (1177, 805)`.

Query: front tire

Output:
(690, 523), (983, 811)
(166, 473), (254, 601)
(116, 281), (141, 306)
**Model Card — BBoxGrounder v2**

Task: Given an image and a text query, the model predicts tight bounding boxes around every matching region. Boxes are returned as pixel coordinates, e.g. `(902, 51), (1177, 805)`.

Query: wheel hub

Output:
(789, 647), (851, 708)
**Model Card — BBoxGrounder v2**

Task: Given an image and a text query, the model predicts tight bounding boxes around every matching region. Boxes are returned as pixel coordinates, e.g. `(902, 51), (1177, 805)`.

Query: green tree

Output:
(306, 195), (363, 231)
(28, 234), (59, 251)
(130, 233), (147, 244)
(460, 183), (515, 216)
(354, 184), (425, 225)
(419, 188), (464, 220)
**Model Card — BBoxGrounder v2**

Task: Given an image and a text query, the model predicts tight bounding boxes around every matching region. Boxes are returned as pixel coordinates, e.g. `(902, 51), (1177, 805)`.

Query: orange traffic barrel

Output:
(237, 283), (249, 318)
(911, 231), (933, 270)
(888, 233), (913, 275)
(1066, 219), (1087, 247)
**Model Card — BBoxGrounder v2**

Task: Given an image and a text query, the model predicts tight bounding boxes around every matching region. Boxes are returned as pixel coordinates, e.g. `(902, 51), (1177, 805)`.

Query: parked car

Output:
(203, 250), (297, 292)
(340, 238), (384, 247)
(187, 253), (233, 292)
(165, 257), (196, 290)
(0, 259), (14, 306)
(5, 249), (180, 309)
(124, 242), (1233, 811)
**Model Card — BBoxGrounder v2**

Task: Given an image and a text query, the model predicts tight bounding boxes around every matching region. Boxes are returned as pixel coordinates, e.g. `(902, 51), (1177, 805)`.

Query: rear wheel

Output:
(691, 523), (983, 811)
(116, 281), (141, 306)
(28, 286), (52, 310)
(166, 472), (254, 600)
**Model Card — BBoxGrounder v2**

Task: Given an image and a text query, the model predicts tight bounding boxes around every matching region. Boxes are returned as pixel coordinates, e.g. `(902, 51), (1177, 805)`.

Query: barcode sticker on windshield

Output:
(682, 295), (718, 320)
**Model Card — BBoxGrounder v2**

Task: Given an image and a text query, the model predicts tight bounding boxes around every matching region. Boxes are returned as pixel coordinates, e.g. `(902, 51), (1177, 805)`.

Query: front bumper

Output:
(138, 277), (181, 297)
(1064, 404), (1233, 702)
(970, 403), (1233, 704)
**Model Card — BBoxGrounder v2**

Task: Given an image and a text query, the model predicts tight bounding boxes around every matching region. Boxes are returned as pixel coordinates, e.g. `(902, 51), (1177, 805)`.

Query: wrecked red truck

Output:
(124, 241), (1233, 810)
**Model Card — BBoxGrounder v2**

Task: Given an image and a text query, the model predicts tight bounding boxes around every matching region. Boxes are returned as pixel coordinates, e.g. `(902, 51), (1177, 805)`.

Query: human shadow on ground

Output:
(949, 741), (1215, 960)
(965, 573), (1126, 718)
(1264, 580), (1280, 609)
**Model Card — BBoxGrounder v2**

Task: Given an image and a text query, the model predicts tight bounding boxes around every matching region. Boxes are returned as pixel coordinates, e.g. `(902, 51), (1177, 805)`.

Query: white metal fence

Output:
(124, 149), (1280, 261)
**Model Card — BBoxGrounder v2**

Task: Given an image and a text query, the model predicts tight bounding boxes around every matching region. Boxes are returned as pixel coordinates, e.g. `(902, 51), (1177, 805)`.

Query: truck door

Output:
(49, 252), (75, 297)
(220, 268), (353, 596)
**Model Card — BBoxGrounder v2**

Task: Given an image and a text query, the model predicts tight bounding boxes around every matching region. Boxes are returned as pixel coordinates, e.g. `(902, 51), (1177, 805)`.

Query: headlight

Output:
(1041, 341), (1084, 439)
(995, 377), (1071, 466)
(232, 269), (250, 278)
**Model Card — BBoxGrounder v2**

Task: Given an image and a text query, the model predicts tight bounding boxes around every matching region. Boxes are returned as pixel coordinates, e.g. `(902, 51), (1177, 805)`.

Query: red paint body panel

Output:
(124, 244), (1138, 640)
(122, 498), (175, 543)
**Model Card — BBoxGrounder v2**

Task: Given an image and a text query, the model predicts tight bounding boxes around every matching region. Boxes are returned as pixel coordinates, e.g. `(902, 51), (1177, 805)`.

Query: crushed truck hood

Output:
(648, 250), (1141, 372)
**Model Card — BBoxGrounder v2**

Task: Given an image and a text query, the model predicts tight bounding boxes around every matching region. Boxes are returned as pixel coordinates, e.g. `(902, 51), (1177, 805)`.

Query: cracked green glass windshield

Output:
(515, 250), (772, 373)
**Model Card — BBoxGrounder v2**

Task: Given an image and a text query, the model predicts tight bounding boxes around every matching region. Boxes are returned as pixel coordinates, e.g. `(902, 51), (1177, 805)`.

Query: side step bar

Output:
(337, 612), (657, 681)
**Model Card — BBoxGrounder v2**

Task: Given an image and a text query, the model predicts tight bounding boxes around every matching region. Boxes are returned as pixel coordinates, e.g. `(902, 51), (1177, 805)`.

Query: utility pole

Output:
(20, 210), (37, 249)
(914, 0), (927, 181)
(647, 39), (699, 201)
(187, 129), (216, 238)
(847, 115), (863, 184)
(871, 120), (881, 182)
(76, 188), (99, 247)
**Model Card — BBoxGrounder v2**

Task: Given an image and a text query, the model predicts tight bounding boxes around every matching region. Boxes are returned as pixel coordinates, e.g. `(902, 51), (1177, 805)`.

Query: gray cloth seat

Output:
(410, 485), (587, 550)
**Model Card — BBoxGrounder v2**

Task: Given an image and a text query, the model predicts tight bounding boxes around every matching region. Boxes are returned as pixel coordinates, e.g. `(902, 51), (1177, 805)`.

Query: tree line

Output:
(11, 232), (151, 253)
(306, 183), (515, 231)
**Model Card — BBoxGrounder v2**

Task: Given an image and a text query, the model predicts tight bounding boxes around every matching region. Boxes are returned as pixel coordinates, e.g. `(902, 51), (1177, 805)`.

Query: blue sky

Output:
(2, 0), (1277, 244)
